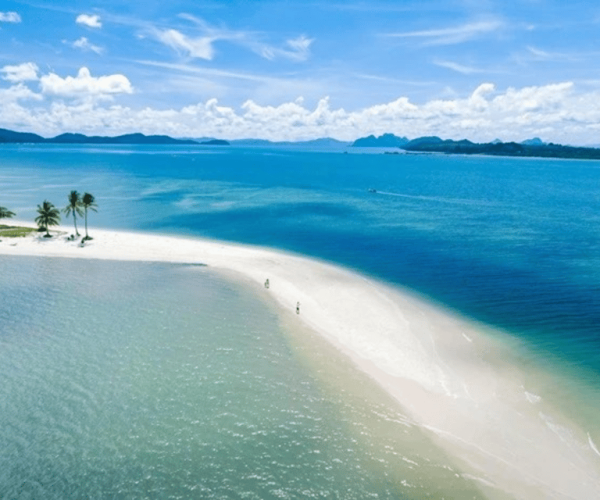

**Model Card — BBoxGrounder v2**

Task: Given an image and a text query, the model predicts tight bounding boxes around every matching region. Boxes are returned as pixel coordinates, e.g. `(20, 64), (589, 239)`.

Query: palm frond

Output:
(0, 206), (16, 219)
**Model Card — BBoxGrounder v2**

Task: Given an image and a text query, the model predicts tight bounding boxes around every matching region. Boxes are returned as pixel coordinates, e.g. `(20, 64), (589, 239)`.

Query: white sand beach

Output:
(2, 222), (600, 499)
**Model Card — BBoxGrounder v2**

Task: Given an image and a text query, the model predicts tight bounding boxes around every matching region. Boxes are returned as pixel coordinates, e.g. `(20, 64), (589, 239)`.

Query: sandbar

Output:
(1, 222), (599, 499)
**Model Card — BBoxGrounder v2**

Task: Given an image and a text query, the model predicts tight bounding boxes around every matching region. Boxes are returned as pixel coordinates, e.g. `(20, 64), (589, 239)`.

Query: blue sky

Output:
(2, 0), (600, 143)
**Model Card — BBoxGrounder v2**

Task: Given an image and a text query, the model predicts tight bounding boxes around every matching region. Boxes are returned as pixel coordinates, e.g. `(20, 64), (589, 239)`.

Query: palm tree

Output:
(0, 206), (15, 222)
(35, 200), (61, 237)
(81, 192), (97, 240)
(63, 190), (83, 236)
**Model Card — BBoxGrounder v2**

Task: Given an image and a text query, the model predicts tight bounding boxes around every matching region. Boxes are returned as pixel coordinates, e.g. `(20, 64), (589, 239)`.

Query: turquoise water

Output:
(1, 144), (600, 496)
(0, 257), (485, 499)
(2, 145), (599, 375)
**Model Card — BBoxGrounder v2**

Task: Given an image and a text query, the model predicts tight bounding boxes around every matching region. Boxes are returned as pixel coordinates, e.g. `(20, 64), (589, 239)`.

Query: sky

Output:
(2, 0), (600, 143)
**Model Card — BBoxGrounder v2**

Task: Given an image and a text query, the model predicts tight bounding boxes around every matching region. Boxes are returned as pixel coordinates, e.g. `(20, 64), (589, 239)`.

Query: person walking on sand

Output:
(296, 302), (300, 314)
(264, 279), (270, 289)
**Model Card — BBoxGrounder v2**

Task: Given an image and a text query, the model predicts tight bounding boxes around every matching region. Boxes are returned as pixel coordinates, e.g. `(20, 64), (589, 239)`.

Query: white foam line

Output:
(589, 433), (600, 458)
(460, 473), (497, 489)
(525, 391), (541, 404)
(374, 190), (492, 206)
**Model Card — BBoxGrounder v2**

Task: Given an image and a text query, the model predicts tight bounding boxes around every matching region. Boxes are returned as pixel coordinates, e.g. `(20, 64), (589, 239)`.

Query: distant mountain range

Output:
(351, 133), (409, 148)
(351, 133), (600, 160)
(0, 128), (204, 145)
(351, 133), (549, 149)
(402, 137), (600, 160)
(3, 127), (600, 160)
(0, 128), (350, 147)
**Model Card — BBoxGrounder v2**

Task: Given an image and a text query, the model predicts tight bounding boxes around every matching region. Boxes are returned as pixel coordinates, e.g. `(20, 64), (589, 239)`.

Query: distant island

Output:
(4, 126), (600, 160)
(351, 133), (600, 160)
(0, 128), (349, 147)
(0, 128), (222, 146)
(198, 139), (230, 146)
(352, 133), (409, 148)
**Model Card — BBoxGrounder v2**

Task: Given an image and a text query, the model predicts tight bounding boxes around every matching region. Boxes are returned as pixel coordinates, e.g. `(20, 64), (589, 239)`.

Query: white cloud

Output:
(434, 60), (482, 75)
(0, 11), (21, 23)
(39, 67), (133, 100)
(527, 46), (553, 60)
(155, 29), (216, 60)
(0, 83), (42, 103)
(1, 62), (39, 82)
(4, 80), (600, 145)
(526, 46), (578, 62)
(72, 37), (103, 55)
(388, 20), (503, 45)
(151, 16), (312, 63)
(287, 36), (312, 54)
(0, 84), (43, 130)
(138, 59), (281, 83)
(258, 35), (314, 62)
(76, 14), (102, 28)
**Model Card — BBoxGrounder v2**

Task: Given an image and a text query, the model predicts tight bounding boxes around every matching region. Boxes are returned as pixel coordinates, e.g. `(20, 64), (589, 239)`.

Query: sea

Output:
(1, 144), (599, 498)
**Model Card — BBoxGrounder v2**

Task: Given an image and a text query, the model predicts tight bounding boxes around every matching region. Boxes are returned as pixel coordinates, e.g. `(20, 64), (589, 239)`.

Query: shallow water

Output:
(0, 256), (493, 499)
(1, 144), (600, 496)
(2, 144), (598, 379)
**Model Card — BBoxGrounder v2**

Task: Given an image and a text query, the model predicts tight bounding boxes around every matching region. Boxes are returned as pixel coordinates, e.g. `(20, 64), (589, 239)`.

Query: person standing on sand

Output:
(264, 279), (269, 289)
(296, 302), (300, 314)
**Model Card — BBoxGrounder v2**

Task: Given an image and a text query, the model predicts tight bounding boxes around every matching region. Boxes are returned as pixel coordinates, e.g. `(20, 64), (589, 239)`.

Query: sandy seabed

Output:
(2, 222), (600, 499)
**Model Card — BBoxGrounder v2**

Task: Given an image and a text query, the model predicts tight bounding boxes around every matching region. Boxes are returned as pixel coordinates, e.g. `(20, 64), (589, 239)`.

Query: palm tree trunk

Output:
(84, 209), (88, 238)
(73, 212), (79, 235)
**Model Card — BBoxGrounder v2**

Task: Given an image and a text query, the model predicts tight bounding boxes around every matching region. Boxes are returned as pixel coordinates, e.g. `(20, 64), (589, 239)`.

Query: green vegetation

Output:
(350, 133), (600, 160)
(402, 137), (600, 160)
(35, 200), (61, 238)
(0, 225), (37, 237)
(64, 190), (83, 236)
(0, 192), (99, 242)
(81, 192), (97, 241)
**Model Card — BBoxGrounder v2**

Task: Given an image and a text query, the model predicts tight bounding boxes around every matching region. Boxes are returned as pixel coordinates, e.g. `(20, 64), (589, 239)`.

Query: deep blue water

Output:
(2, 144), (600, 377)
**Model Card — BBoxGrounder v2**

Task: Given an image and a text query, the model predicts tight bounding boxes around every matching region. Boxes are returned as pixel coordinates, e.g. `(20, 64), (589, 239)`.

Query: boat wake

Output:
(370, 190), (496, 206)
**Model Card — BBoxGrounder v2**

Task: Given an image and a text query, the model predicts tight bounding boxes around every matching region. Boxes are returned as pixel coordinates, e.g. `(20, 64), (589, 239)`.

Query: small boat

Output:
(368, 188), (377, 193)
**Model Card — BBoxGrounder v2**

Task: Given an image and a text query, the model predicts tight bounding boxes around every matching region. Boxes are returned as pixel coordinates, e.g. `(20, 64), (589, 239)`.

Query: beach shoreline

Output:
(2, 222), (600, 499)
